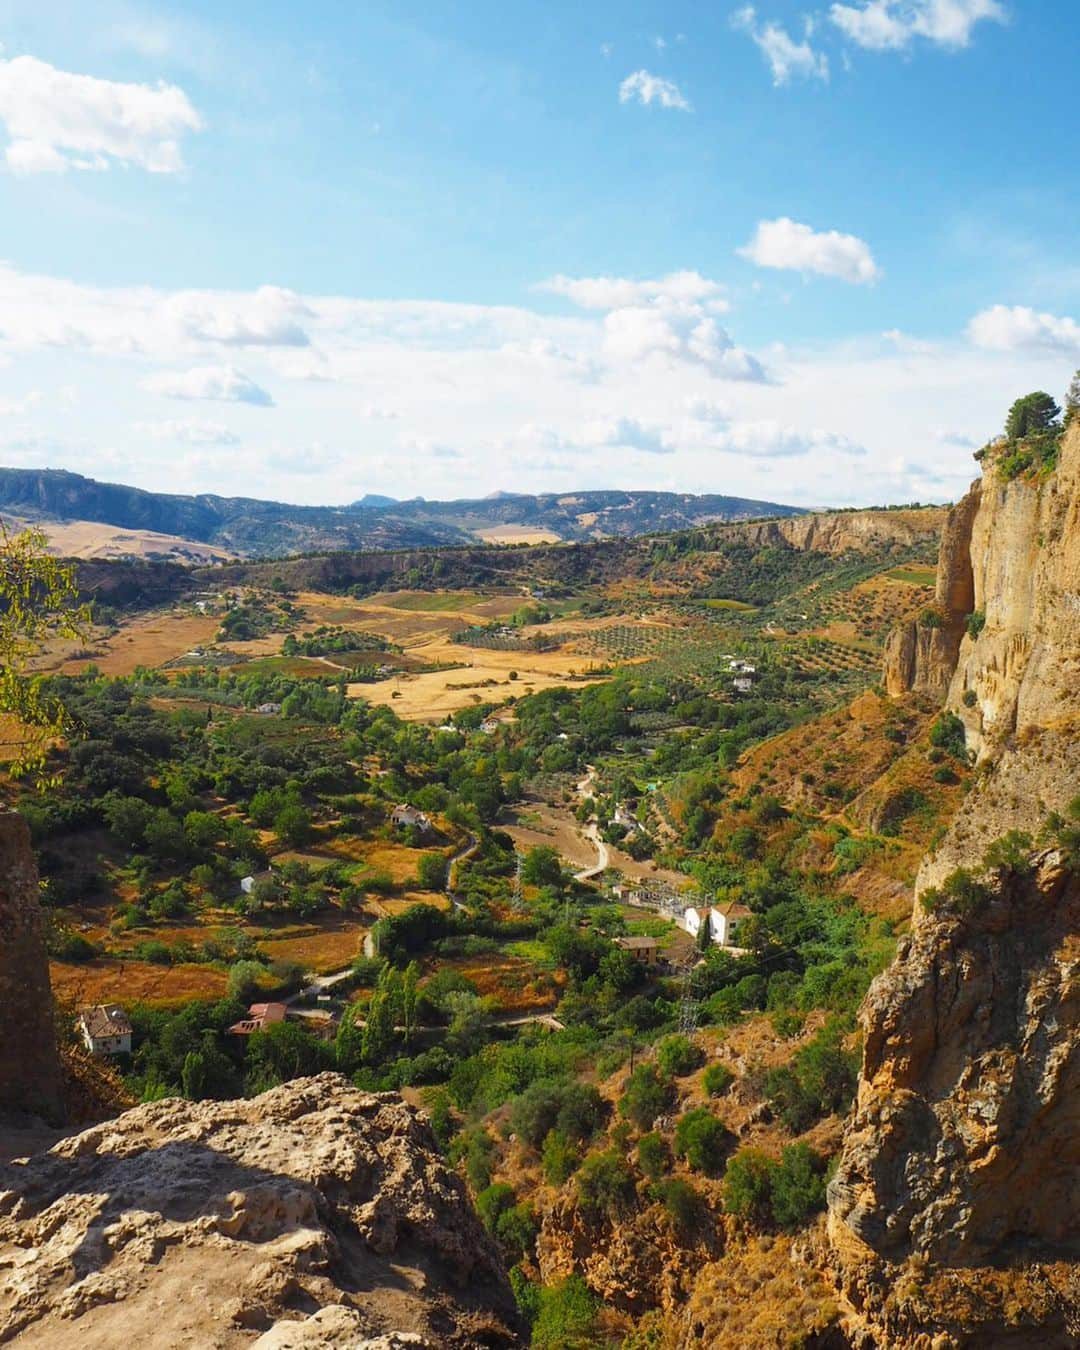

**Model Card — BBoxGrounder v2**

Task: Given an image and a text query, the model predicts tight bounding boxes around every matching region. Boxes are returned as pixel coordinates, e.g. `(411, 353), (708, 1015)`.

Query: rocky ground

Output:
(0, 1075), (521, 1349)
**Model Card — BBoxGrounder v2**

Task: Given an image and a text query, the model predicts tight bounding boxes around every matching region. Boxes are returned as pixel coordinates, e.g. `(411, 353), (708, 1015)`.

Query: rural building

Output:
(77, 1004), (133, 1056)
(390, 804), (432, 832)
(255, 702), (282, 715)
(681, 901), (752, 948)
(480, 718), (501, 735)
(612, 804), (639, 833)
(615, 935), (659, 965)
(240, 869), (276, 896)
(227, 1002), (288, 1036)
(732, 676), (754, 693)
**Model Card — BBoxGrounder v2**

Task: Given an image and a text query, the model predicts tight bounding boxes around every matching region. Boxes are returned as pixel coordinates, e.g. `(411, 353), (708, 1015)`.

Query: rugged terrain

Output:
(826, 421), (1080, 1347)
(0, 1075), (520, 1349)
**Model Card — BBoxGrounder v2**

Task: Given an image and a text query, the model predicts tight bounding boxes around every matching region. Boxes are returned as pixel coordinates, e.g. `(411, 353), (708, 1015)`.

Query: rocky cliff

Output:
(738, 505), (946, 558)
(0, 811), (64, 1125)
(826, 422), (1080, 1346)
(0, 1074), (520, 1349)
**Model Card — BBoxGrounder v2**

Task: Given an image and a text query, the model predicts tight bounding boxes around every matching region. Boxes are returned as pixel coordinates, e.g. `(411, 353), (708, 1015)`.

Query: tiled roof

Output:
(78, 1004), (132, 1039)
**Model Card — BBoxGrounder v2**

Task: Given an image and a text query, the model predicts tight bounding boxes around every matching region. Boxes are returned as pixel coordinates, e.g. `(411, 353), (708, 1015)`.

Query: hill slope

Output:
(0, 467), (804, 559)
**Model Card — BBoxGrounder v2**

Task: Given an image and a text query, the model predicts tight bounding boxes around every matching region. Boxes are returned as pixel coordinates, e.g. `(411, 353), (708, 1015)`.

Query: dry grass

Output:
(6, 515), (235, 564)
(433, 952), (564, 1012)
(39, 611), (222, 678)
(50, 958), (229, 1009)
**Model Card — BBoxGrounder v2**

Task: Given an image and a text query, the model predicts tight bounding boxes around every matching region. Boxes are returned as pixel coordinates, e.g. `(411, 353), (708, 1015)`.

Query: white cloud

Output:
(718, 419), (865, 459)
(136, 418), (241, 445)
(0, 54), (202, 174)
(0, 390), (41, 416)
(731, 7), (829, 84)
(829, 0), (1005, 51)
(583, 415), (672, 455)
(738, 217), (880, 284)
(143, 365), (274, 406)
(602, 304), (767, 380)
(966, 305), (1080, 354)
(618, 70), (691, 111)
(162, 287), (312, 347)
(542, 270), (728, 312)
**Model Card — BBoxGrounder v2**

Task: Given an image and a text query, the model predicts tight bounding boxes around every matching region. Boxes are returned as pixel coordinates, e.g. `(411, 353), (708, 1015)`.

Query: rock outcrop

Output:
(0, 810), (64, 1125)
(827, 423), (1080, 1346)
(736, 505), (946, 559)
(0, 1074), (520, 1349)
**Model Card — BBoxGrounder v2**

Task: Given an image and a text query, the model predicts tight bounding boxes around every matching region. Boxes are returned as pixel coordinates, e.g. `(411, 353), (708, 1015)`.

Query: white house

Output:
(255, 702), (282, 715)
(612, 804), (639, 833)
(391, 803), (432, 832)
(77, 1004), (133, 1056)
(480, 718), (501, 735)
(681, 901), (753, 948)
(732, 676), (754, 693)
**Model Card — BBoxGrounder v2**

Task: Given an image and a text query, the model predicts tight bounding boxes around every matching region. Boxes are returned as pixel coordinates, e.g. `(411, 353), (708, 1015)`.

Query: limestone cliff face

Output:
(882, 489), (978, 699)
(0, 1074), (520, 1349)
(826, 424), (1080, 1346)
(0, 810), (64, 1124)
(734, 505), (945, 558)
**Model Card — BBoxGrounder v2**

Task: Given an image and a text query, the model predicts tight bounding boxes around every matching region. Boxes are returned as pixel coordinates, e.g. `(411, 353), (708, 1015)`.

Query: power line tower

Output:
(678, 958), (699, 1037)
(511, 850), (524, 912)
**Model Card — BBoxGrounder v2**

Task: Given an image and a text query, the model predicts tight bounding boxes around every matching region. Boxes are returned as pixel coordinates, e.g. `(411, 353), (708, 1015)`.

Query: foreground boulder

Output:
(0, 1074), (520, 1348)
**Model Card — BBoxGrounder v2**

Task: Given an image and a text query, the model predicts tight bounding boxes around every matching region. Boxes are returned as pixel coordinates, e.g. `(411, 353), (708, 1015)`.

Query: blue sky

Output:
(0, 0), (1077, 508)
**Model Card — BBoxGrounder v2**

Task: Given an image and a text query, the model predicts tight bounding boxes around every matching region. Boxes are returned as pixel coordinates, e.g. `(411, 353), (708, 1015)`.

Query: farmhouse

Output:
(77, 1004), (133, 1056)
(681, 901), (752, 948)
(227, 1002), (288, 1036)
(615, 935), (659, 965)
(612, 804), (639, 833)
(732, 676), (754, 693)
(391, 803), (432, 832)
(255, 702), (282, 715)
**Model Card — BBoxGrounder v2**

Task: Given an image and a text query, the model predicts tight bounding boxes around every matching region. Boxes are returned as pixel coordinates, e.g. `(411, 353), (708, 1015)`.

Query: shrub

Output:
(50, 930), (98, 962)
(476, 1182), (515, 1234)
(673, 1107), (732, 1176)
(496, 1201), (538, 1260)
(929, 712), (968, 761)
(656, 1033), (705, 1078)
(933, 765), (959, 785)
(770, 1143), (828, 1231)
(619, 1064), (675, 1130)
(702, 1063), (735, 1097)
(962, 688), (978, 708)
(542, 1130), (580, 1185)
(576, 1149), (636, 1220)
(531, 1275), (599, 1350)
(723, 1148), (775, 1225)
(656, 1178), (706, 1237)
(636, 1131), (671, 1181)
(228, 958), (269, 1003)
(920, 866), (992, 918)
(765, 1023), (858, 1131)
(966, 610), (986, 639)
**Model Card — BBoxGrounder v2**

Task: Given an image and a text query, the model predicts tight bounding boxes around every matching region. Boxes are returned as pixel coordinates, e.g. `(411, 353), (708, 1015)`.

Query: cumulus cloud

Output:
(542, 270), (728, 312)
(0, 53), (202, 174)
(718, 419), (865, 459)
(966, 304), (1080, 354)
(0, 390), (41, 416)
(738, 217), (880, 284)
(602, 304), (767, 380)
(731, 7), (829, 84)
(618, 69), (691, 111)
(162, 287), (312, 347)
(829, 0), (1005, 51)
(136, 418), (241, 445)
(143, 365), (274, 406)
(583, 415), (672, 455)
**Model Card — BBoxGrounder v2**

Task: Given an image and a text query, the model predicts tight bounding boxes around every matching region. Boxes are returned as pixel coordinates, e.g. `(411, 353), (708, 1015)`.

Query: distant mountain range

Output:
(0, 467), (804, 560)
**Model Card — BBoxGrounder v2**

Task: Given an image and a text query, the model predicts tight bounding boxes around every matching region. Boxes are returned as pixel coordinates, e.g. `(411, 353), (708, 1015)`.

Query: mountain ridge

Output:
(0, 466), (806, 560)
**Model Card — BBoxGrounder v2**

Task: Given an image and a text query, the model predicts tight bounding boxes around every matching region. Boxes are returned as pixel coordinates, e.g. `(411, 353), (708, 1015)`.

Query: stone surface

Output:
(0, 1074), (521, 1348)
(0, 810), (64, 1124)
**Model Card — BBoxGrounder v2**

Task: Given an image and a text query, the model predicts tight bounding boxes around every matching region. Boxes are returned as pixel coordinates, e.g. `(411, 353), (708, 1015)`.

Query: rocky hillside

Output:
(0, 1075), (520, 1349)
(0, 467), (802, 559)
(826, 420), (1080, 1347)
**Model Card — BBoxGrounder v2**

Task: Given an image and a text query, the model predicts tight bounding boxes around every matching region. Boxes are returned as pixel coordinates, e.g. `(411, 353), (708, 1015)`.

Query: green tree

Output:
(0, 522), (89, 781)
(673, 1107), (732, 1176)
(636, 1131), (671, 1181)
(274, 803), (313, 848)
(575, 1148), (636, 1220)
(619, 1064), (674, 1130)
(1005, 390), (1060, 440)
(723, 1147), (776, 1225)
(1066, 368), (1080, 425)
(416, 851), (447, 890)
(770, 1143), (828, 1231)
(531, 1275), (599, 1350)
(656, 1033), (705, 1077)
(521, 845), (563, 887)
(703, 1063), (735, 1097)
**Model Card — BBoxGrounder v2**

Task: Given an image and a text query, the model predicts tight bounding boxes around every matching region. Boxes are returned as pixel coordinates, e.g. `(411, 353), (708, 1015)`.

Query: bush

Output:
(542, 1130), (579, 1184)
(476, 1182), (515, 1234)
(656, 1033), (705, 1078)
(966, 610), (986, 639)
(962, 688), (978, 708)
(619, 1064), (675, 1130)
(496, 1201), (538, 1260)
(920, 866), (992, 917)
(531, 1275), (599, 1350)
(656, 1178), (706, 1237)
(576, 1149), (636, 1220)
(723, 1148), (775, 1225)
(764, 1023), (858, 1132)
(770, 1143), (828, 1231)
(673, 1107), (732, 1176)
(228, 958), (269, 1003)
(636, 1131), (671, 1180)
(929, 712), (968, 762)
(702, 1063), (734, 1097)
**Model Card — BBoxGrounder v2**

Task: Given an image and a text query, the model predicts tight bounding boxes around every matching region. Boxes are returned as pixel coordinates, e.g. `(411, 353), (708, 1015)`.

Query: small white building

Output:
(732, 676), (754, 693)
(77, 1004), (133, 1057)
(480, 718), (501, 735)
(681, 901), (753, 948)
(391, 803), (432, 832)
(612, 804), (639, 833)
(255, 702), (282, 715)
